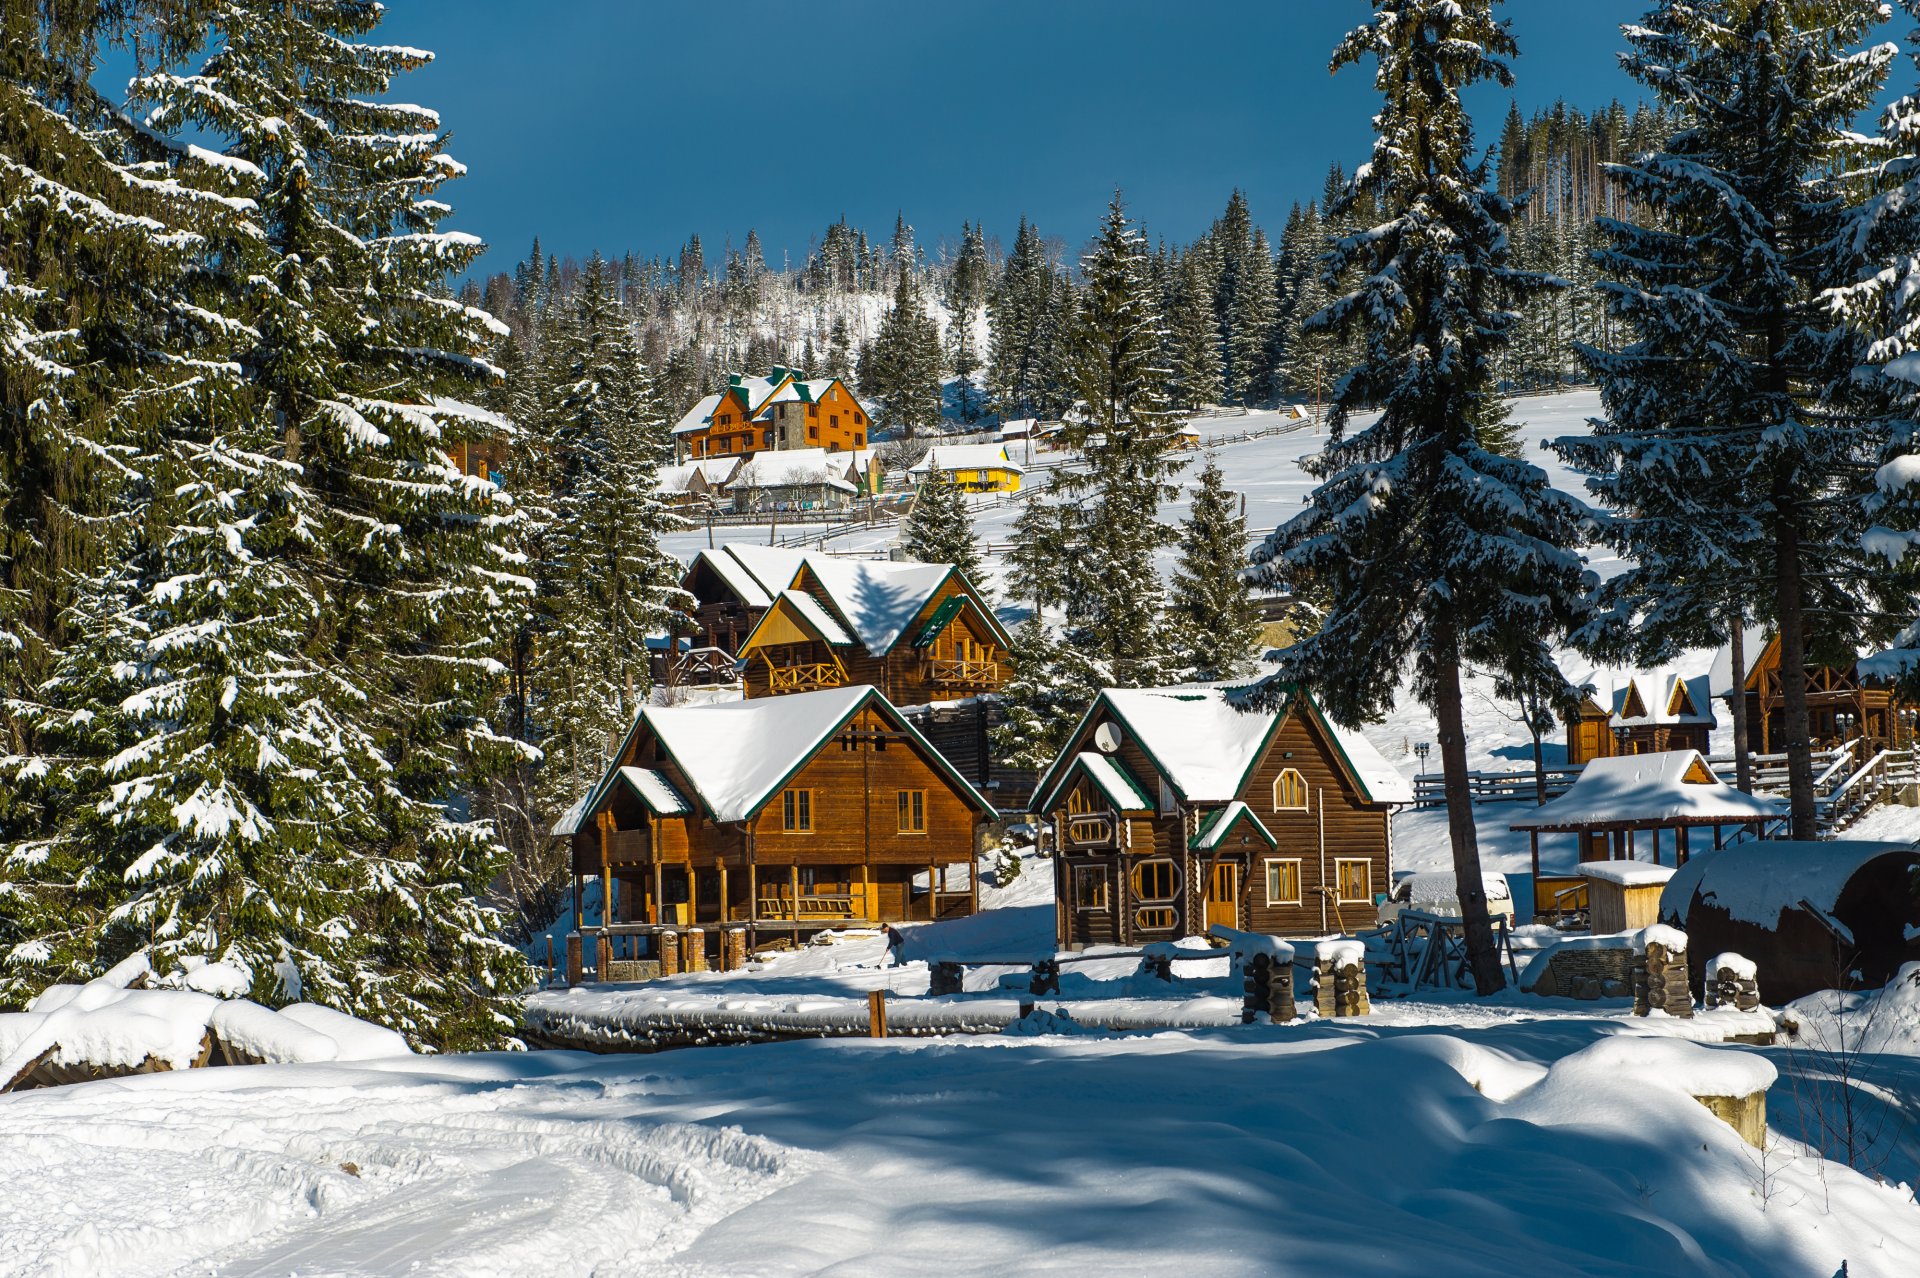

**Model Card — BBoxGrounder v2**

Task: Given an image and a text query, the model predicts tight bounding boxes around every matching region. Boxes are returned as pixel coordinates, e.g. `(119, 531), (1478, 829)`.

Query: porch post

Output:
(653, 860), (665, 927)
(598, 811), (614, 927)
(718, 862), (729, 927)
(1529, 830), (1539, 885)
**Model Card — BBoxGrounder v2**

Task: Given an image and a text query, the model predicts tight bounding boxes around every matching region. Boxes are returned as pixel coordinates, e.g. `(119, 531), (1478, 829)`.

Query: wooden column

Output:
(861, 861), (873, 922)
(598, 811), (614, 927)
(1529, 830), (1540, 885)
(718, 862), (730, 926)
(653, 860), (665, 927)
(928, 859), (937, 922)
(790, 864), (801, 933)
(1676, 826), (1690, 866)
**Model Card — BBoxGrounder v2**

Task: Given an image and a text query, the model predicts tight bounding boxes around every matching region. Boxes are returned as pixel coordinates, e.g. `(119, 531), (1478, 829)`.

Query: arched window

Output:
(1273, 768), (1309, 812)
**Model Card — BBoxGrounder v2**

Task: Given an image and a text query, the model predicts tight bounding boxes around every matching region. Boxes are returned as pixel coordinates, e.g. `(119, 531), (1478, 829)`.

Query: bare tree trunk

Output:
(1775, 502), (1817, 839)
(1728, 614), (1753, 793)
(1433, 621), (1505, 994)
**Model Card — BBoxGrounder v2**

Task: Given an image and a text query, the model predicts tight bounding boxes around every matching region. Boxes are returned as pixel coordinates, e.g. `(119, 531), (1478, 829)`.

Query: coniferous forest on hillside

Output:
(5, 0), (1920, 1050)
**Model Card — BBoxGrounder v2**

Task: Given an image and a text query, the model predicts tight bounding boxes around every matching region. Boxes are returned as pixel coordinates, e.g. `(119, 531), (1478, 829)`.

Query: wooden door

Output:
(1205, 862), (1240, 931)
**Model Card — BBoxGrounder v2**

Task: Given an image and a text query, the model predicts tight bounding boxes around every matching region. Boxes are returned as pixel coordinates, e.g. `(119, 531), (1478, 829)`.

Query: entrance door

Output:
(1205, 862), (1240, 931)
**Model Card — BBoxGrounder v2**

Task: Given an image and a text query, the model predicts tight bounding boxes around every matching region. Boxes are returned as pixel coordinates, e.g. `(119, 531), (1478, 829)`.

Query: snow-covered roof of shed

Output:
(1510, 751), (1782, 831)
(734, 447), (857, 490)
(908, 443), (1023, 476)
(1661, 839), (1918, 930)
(780, 588), (855, 646)
(673, 393), (723, 435)
(1579, 861), (1675, 888)
(1608, 669), (1715, 728)
(801, 557), (954, 655)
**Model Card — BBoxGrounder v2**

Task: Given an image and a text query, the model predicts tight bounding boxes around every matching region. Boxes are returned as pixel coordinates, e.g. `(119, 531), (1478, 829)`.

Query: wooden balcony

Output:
(767, 660), (846, 693)
(755, 889), (870, 921)
(924, 657), (1002, 689)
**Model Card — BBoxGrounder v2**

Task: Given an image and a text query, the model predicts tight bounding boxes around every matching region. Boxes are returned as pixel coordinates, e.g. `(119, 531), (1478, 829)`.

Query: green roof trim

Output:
(1034, 752), (1154, 815)
(912, 595), (968, 647)
(1190, 801), (1276, 851)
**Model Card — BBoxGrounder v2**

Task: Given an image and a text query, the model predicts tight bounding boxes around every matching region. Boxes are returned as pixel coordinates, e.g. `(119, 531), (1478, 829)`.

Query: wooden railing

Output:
(766, 660), (844, 693)
(673, 646), (739, 685)
(756, 891), (867, 921)
(925, 657), (1001, 688)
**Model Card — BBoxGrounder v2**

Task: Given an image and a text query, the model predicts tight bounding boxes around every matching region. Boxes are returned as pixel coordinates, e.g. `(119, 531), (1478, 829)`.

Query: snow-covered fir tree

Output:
(902, 468), (984, 581)
(1170, 459), (1263, 681)
(1055, 192), (1187, 690)
(1558, 0), (1894, 836)
(1166, 246), (1225, 409)
(991, 615), (1102, 772)
(110, 0), (536, 1045)
(863, 267), (944, 436)
(1254, 0), (1589, 994)
(988, 218), (1074, 419)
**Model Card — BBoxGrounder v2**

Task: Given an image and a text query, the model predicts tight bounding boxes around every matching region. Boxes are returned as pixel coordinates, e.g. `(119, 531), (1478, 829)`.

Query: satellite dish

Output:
(1093, 722), (1123, 754)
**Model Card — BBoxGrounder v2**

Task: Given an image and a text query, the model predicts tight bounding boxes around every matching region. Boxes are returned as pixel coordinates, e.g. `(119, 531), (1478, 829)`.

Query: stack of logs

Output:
(1704, 953), (1761, 1012)
(1240, 952), (1297, 1023)
(1312, 943), (1370, 1018)
(1632, 927), (1693, 1019)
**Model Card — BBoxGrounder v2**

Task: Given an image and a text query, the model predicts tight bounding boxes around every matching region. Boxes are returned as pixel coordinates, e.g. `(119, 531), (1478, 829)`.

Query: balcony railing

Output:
(925, 657), (1001, 688)
(767, 660), (845, 693)
(755, 890), (867, 921)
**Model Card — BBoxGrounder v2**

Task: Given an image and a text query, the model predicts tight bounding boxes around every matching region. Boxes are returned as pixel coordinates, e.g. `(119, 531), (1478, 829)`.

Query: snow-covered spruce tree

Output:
(1171, 459), (1263, 681)
(1558, 0), (1893, 836)
(1276, 202), (1337, 406)
(864, 266), (944, 436)
(989, 218), (1063, 419)
(1253, 0), (1588, 994)
(130, 1), (534, 1047)
(0, 4), (278, 1003)
(1167, 245), (1225, 409)
(902, 467), (984, 580)
(1005, 499), (1080, 616)
(1819, 0), (1920, 701)
(990, 615), (1103, 772)
(1054, 193), (1187, 690)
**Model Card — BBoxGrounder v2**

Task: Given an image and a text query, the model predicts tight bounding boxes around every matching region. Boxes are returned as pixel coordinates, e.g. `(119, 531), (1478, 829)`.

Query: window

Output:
(1273, 768), (1309, 812)
(782, 789), (813, 832)
(854, 432), (864, 447)
(1264, 859), (1302, 906)
(1066, 786), (1091, 816)
(897, 789), (926, 833)
(809, 426), (819, 440)
(830, 413), (839, 428)
(1131, 858), (1179, 902)
(1335, 858), (1371, 905)
(808, 403), (818, 417)
(854, 411), (865, 425)
(1072, 865), (1108, 910)
(719, 413), (732, 425)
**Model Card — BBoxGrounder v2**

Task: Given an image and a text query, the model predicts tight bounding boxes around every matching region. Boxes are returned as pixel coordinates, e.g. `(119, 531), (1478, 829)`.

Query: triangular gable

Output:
(1745, 634), (1782, 691)
(738, 590), (854, 653)
(1031, 685), (1288, 808)
(1620, 681), (1648, 721)
(1286, 687), (1416, 806)
(1034, 752), (1154, 814)
(1681, 755), (1716, 785)
(1191, 801), (1276, 851)
(911, 595), (967, 647)
(1667, 676), (1697, 720)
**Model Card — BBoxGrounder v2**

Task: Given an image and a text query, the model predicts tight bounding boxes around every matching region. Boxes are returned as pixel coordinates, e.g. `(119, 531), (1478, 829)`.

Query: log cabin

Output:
(554, 684), (997, 960)
(1738, 634), (1916, 754)
(671, 367), (872, 463)
(734, 554), (1012, 707)
(676, 544), (809, 676)
(1032, 684), (1413, 948)
(1566, 668), (1716, 766)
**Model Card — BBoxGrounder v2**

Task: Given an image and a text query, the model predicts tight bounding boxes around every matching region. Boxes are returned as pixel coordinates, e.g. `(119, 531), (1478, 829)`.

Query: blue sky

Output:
(372, 1), (1656, 279)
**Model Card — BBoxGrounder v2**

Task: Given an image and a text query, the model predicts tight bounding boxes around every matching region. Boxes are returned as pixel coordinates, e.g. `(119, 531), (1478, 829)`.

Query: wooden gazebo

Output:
(1510, 750), (1784, 878)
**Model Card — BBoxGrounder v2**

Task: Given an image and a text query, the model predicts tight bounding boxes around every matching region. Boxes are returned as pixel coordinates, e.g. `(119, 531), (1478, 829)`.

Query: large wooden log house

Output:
(1032, 685), (1413, 948)
(555, 684), (997, 961)
(1739, 634), (1915, 753)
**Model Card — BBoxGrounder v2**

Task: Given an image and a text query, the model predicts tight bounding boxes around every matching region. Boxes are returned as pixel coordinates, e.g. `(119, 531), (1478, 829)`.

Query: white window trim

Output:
(1264, 857), (1303, 907)
(1334, 857), (1372, 905)
(1273, 767), (1310, 813)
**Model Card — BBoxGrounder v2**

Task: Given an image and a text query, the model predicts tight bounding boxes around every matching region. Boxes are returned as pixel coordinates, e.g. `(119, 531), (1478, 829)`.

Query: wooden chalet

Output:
(1739, 635), (1915, 753)
(1031, 685), (1413, 948)
(555, 685), (997, 961)
(672, 367), (872, 463)
(735, 555), (1011, 706)
(1566, 668), (1716, 766)
(678, 544), (808, 670)
(728, 446), (877, 514)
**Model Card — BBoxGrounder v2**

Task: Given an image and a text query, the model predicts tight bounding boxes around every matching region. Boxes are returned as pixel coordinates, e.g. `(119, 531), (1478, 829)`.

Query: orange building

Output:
(672, 367), (871, 463)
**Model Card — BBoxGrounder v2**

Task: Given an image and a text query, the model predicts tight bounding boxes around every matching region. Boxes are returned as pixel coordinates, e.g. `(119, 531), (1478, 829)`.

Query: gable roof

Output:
(1191, 801), (1276, 851)
(797, 557), (964, 655)
(551, 767), (691, 836)
(566, 685), (997, 830)
(1046, 752), (1154, 813)
(1032, 683), (1413, 809)
(673, 392), (725, 436)
(1510, 750), (1782, 832)
(717, 544), (809, 597)
(776, 588), (855, 646)
(686, 546), (777, 609)
(733, 447), (859, 491)
(908, 443), (1024, 476)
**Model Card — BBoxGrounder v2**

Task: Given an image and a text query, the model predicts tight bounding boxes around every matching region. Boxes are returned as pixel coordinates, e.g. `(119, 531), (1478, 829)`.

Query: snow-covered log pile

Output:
(0, 955), (412, 1092)
(1632, 924), (1693, 1019)
(1705, 953), (1762, 1013)
(1306, 939), (1369, 1018)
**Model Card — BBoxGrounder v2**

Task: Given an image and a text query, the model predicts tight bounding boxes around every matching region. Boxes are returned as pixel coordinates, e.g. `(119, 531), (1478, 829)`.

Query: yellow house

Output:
(907, 443), (1023, 494)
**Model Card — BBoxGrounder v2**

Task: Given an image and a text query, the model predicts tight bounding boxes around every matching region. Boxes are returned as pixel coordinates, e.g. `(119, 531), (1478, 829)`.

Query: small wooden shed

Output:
(1581, 860), (1675, 934)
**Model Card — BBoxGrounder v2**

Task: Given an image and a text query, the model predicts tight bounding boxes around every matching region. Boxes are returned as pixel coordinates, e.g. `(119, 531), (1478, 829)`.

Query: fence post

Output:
(867, 988), (889, 1038)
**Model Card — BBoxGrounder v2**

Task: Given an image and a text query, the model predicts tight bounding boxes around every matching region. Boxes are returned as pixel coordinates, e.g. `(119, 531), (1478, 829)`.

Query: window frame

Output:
(1071, 864), (1109, 911)
(1334, 858), (1372, 905)
(897, 788), (927, 834)
(1273, 767), (1310, 812)
(1264, 858), (1303, 906)
(782, 788), (814, 833)
(1129, 857), (1180, 904)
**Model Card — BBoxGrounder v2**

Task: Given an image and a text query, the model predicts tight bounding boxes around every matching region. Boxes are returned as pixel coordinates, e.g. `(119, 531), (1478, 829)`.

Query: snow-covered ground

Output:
(5, 984), (1918, 1275)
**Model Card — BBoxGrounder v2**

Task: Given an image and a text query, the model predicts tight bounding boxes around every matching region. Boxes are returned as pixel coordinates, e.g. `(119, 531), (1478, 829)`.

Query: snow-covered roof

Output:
(780, 588), (855, 646)
(1510, 751), (1782, 831)
(718, 544), (809, 597)
(1192, 801), (1275, 850)
(800, 557), (957, 655)
(1393, 870), (1511, 904)
(1661, 839), (1918, 929)
(1056, 752), (1154, 812)
(614, 766), (692, 816)
(685, 547), (776, 609)
(1320, 717), (1415, 804)
(1097, 688), (1278, 803)
(733, 447), (858, 491)
(908, 443), (1023, 476)
(1565, 659), (1719, 729)
(1579, 861), (1676, 888)
(673, 393), (724, 435)
(567, 685), (996, 827)
(654, 457), (739, 495)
